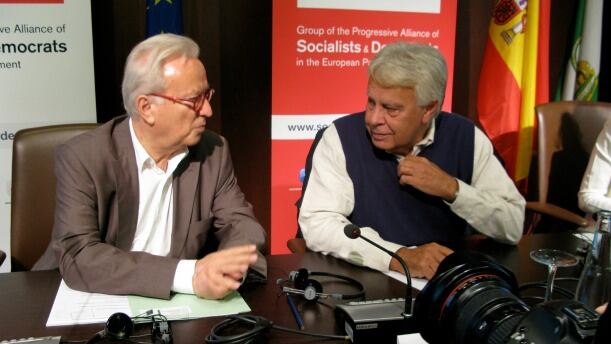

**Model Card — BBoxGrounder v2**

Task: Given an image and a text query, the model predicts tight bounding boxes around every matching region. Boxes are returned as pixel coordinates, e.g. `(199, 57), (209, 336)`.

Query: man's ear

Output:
(136, 95), (156, 125)
(421, 100), (438, 124)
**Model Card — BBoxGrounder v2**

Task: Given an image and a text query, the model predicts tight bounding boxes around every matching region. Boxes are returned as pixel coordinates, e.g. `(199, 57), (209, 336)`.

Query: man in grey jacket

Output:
(35, 34), (267, 300)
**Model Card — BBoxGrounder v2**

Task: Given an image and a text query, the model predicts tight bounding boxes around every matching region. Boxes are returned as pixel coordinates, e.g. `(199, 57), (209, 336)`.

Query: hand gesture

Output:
(397, 156), (458, 202)
(390, 243), (453, 279)
(192, 244), (258, 299)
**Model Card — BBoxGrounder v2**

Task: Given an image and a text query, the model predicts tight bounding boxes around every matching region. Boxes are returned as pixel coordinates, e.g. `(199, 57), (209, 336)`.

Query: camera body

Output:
(413, 251), (599, 344)
(507, 300), (598, 343)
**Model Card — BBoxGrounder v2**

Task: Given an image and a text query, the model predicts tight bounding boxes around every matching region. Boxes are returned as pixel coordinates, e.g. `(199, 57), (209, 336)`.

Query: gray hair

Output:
(121, 33), (200, 116)
(368, 42), (447, 114)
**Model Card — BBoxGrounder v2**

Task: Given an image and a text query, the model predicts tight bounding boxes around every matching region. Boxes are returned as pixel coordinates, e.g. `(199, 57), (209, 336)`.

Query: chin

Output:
(371, 139), (392, 152)
(185, 132), (204, 146)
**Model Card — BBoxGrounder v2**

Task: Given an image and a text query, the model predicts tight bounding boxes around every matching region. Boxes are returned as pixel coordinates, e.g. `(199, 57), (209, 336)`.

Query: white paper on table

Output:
(397, 333), (428, 343)
(46, 279), (251, 327)
(384, 270), (428, 290)
(574, 232), (594, 244)
(46, 280), (132, 326)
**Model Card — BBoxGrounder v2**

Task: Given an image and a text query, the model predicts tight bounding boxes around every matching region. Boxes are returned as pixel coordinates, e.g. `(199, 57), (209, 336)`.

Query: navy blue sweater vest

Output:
(334, 112), (474, 248)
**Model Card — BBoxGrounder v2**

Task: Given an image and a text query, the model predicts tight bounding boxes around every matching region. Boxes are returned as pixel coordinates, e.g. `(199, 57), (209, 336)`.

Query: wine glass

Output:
(529, 249), (578, 302)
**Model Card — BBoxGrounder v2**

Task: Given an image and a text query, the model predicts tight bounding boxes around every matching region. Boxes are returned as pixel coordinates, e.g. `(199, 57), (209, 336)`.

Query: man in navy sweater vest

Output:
(299, 42), (525, 279)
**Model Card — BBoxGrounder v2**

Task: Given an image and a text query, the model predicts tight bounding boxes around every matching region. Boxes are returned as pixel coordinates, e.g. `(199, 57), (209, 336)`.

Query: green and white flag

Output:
(575, 0), (603, 100)
(557, 0), (603, 101)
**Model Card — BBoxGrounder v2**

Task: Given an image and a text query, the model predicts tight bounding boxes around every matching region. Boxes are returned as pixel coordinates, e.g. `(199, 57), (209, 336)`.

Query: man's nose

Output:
(199, 99), (213, 118)
(367, 105), (385, 124)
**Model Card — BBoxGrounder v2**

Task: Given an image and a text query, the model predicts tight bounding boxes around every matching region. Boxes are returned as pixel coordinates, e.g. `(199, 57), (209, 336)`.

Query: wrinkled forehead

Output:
(162, 55), (205, 76)
(161, 56), (208, 94)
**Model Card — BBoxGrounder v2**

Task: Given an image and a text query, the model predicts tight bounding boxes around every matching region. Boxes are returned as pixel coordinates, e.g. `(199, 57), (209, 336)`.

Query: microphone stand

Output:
(355, 234), (413, 317)
(335, 224), (417, 343)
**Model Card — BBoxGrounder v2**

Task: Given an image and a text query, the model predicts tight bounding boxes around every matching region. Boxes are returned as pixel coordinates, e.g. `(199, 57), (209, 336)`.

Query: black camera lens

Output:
(414, 251), (530, 344)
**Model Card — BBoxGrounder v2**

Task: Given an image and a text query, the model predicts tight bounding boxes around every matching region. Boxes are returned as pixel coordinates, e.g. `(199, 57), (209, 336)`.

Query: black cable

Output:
(271, 323), (348, 340)
(205, 315), (349, 343)
(132, 313), (169, 323)
(205, 315), (271, 344)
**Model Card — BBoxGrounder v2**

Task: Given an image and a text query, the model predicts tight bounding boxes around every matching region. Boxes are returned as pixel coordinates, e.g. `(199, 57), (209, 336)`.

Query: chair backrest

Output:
(535, 101), (611, 204)
(287, 238), (307, 253)
(10, 123), (98, 271)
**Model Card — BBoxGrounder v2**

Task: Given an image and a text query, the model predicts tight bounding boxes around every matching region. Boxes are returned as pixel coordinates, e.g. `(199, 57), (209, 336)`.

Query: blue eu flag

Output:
(146, 0), (184, 37)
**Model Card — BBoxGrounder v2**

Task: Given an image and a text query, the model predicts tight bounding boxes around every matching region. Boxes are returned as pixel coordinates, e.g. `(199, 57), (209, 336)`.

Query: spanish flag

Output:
(477, 0), (550, 182)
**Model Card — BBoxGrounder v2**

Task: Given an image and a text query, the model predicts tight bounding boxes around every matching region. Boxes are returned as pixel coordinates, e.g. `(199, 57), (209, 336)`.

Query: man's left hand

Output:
(397, 155), (458, 202)
(192, 244), (258, 299)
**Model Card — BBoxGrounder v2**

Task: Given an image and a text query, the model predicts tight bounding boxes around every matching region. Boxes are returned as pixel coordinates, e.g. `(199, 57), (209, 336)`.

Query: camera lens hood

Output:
(414, 251), (524, 344)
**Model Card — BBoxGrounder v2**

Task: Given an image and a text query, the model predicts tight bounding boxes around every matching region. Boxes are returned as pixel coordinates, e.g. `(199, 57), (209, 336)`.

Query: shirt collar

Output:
(394, 117), (436, 160)
(128, 118), (188, 174)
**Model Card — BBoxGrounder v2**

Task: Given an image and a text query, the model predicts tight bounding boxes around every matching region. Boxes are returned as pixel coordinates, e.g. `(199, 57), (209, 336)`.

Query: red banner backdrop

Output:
(271, 0), (458, 253)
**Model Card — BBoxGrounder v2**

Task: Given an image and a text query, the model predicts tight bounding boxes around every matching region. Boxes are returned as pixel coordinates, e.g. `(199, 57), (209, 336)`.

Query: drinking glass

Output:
(530, 249), (578, 302)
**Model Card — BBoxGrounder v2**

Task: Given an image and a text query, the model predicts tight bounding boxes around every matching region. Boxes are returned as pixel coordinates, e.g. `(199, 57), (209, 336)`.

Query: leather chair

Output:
(526, 101), (611, 233)
(10, 123), (98, 271)
(287, 238), (307, 253)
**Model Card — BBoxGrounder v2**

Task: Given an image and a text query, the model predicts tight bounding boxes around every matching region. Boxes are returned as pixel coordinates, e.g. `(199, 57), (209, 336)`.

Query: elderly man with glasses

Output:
(298, 42), (524, 280)
(34, 34), (267, 300)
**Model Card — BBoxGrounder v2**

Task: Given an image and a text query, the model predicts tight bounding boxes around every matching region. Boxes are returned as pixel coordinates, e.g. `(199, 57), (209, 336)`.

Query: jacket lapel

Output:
(113, 118), (140, 251)
(171, 156), (200, 257)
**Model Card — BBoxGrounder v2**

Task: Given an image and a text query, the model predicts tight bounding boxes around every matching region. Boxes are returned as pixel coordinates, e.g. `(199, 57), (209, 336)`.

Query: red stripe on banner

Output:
(270, 140), (313, 254)
(477, 36), (522, 179)
(529, 0), (550, 170)
(0, 0), (63, 3)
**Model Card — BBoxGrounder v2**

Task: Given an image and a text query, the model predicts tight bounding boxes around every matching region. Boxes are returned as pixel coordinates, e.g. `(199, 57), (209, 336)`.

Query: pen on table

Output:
(286, 293), (305, 330)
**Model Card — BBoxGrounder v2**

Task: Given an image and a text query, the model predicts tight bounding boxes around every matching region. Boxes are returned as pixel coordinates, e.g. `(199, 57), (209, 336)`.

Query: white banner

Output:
(271, 114), (346, 140)
(297, 0), (441, 13)
(0, 0), (96, 272)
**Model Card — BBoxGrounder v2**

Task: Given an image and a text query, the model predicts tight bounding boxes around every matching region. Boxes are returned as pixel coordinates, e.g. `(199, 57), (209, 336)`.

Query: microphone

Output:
(343, 224), (412, 316)
(334, 224), (418, 342)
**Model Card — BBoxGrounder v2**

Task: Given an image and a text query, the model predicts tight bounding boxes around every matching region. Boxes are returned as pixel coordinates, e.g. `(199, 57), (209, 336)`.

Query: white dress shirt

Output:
(299, 119), (525, 273)
(129, 119), (196, 294)
(579, 118), (611, 213)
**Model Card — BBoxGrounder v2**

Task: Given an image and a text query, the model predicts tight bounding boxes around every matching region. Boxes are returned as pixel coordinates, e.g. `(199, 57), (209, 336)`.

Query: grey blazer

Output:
(34, 116), (267, 299)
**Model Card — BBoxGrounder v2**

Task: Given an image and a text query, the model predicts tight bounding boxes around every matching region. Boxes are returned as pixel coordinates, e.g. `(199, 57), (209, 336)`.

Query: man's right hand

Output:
(596, 302), (608, 314)
(389, 243), (453, 279)
(192, 244), (258, 299)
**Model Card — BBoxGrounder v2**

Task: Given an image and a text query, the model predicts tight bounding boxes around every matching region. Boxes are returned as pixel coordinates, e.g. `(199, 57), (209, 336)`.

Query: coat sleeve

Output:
(53, 143), (179, 299)
(207, 137), (268, 277)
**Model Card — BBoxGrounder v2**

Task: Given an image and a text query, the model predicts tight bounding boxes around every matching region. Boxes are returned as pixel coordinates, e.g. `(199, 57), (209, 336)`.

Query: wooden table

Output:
(0, 233), (587, 343)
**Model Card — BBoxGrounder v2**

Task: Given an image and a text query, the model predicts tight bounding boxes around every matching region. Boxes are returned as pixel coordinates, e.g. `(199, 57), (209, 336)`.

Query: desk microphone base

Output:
(334, 299), (417, 343)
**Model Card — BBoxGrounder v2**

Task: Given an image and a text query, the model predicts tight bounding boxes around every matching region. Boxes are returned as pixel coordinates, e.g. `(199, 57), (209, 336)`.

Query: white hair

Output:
(368, 42), (447, 114)
(121, 33), (200, 116)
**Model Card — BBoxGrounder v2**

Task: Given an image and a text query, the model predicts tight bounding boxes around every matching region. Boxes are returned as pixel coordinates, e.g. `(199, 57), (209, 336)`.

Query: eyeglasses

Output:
(148, 88), (215, 113)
